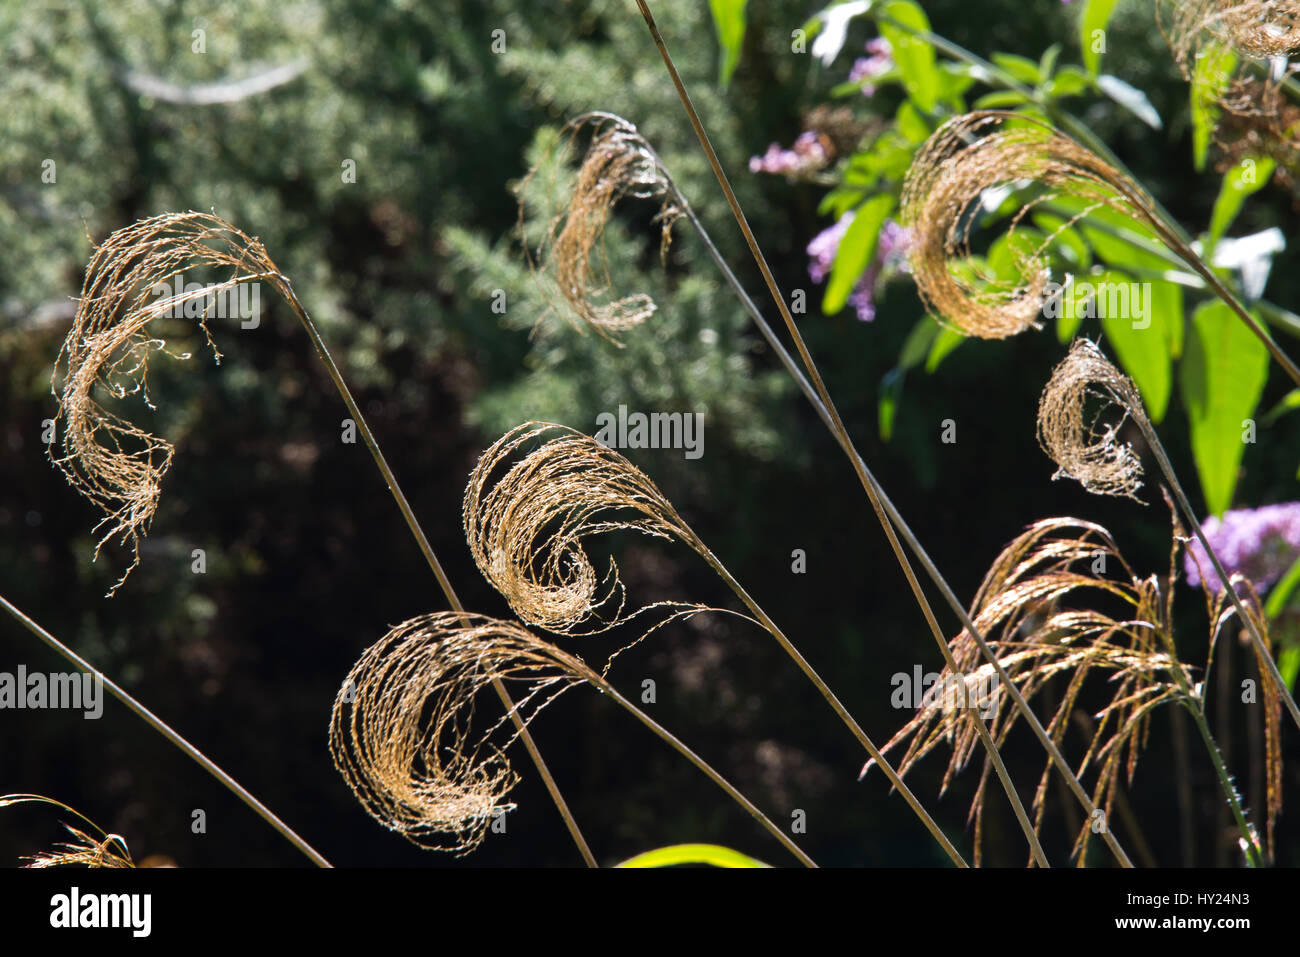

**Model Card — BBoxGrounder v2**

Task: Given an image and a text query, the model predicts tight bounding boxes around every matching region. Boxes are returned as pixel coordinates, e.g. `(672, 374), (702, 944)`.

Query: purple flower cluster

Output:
(848, 37), (894, 96)
(748, 130), (832, 178)
(1184, 502), (1300, 594)
(807, 213), (913, 322)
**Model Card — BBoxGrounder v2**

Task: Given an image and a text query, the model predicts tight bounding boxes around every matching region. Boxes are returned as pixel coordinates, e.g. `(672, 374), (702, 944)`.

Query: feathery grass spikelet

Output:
(867, 519), (1189, 864)
(463, 421), (707, 635)
(1, 794), (135, 867)
(519, 113), (682, 345)
(328, 612), (603, 855)
(1165, 0), (1300, 64)
(51, 211), (285, 595)
(1037, 338), (1146, 501)
(900, 112), (1158, 340)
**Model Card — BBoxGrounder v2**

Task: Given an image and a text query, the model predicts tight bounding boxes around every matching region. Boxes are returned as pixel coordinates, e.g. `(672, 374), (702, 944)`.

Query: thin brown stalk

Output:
(630, 4), (1107, 864)
(0, 593), (331, 866)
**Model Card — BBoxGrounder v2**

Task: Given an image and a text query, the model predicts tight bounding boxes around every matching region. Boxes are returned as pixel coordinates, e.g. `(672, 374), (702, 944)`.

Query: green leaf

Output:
(899, 315), (941, 369)
(1280, 647), (1300, 691)
(1265, 553), (1300, 619)
(1095, 269), (1173, 423)
(926, 324), (966, 372)
(973, 90), (1031, 110)
(1046, 66), (1092, 99)
(879, 367), (905, 442)
(615, 844), (772, 868)
(1180, 301), (1270, 516)
(1153, 278), (1185, 360)
(895, 100), (931, 144)
(1038, 44), (1063, 84)
(823, 194), (895, 315)
(708, 0), (749, 88)
(879, 1), (940, 113)
(1097, 74), (1163, 129)
(1207, 156), (1276, 253)
(991, 52), (1042, 87)
(1081, 0), (1122, 75)
(1262, 388), (1300, 425)
(1191, 44), (1237, 171)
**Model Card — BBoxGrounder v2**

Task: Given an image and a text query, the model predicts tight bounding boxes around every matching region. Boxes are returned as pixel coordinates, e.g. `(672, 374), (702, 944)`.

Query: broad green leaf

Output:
(991, 52), (1042, 86)
(879, 1), (939, 113)
(1046, 66), (1092, 99)
(1208, 156), (1276, 253)
(1191, 44), (1238, 171)
(1081, 0), (1122, 75)
(709, 0), (749, 88)
(1180, 301), (1270, 516)
(1153, 278), (1185, 360)
(895, 100), (930, 144)
(926, 324), (966, 372)
(1095, 269), (1173, 422)
(616, 844), (772, 868)
(1032, 211), (1092, 272)
(973, 90), (1031, 110)
(823, 194), (895, 314)
(1097, 74), (1163, 129)
(1038, 44), (1063, 84)
(1265, 553), (1300, 618)
(1281, 647), (1300, 691)
(899, 315), (941, 369)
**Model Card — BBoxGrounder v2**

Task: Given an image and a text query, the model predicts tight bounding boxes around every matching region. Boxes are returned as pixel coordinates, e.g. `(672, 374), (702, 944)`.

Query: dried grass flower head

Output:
(900, 111), (1158, 340)
(328, 612), (602, 855)
(464, 422), (705, 635)
(868, 519), (1190, 864)
(1165, 0), (1300, 64)
(519, 112), (682, 344)
(1, 794), (135, 868)
(51, 211), (285, 594)
(1037, 338), (1147, 500)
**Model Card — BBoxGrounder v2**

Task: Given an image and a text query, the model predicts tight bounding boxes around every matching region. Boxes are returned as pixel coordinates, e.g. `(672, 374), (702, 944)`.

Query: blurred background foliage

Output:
(0, 0), (1296, 867)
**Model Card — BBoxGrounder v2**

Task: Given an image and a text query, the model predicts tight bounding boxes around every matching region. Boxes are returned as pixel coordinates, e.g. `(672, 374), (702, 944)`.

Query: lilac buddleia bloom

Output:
(748, 130), (831, 179)
(1183, 502), (1300, 594)
(848, 37), (894, 96)
(807, 212), (914, 322)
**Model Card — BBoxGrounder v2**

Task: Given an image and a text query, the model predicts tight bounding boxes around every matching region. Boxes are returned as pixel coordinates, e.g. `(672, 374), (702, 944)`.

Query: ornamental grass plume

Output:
(519, 112), (682, 344)
(1, 794), (135, 868)
(1037, 338), (1146, 501)
(465, 421), (968, 865)
(868, 519), (1194, 865)
(50, 212), (288, 595)
(329, 611), (817, 864)
(1164, 0), (1300, 64)
(328, 612), (599, 856)
(463, 421), (707, 636)
(900, 111), (1158, 339)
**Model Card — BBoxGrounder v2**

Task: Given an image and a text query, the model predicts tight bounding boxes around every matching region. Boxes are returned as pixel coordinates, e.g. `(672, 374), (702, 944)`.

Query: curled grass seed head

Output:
(520, 113), (682, 345)
(464, 422), (705, 635)
(1037, 338), (1147, 501)
(328, 612), (600, 855)
(51, 211), (283, 595)
(901, 111), (1158, 340)
(1165, 0), (1300, 65)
